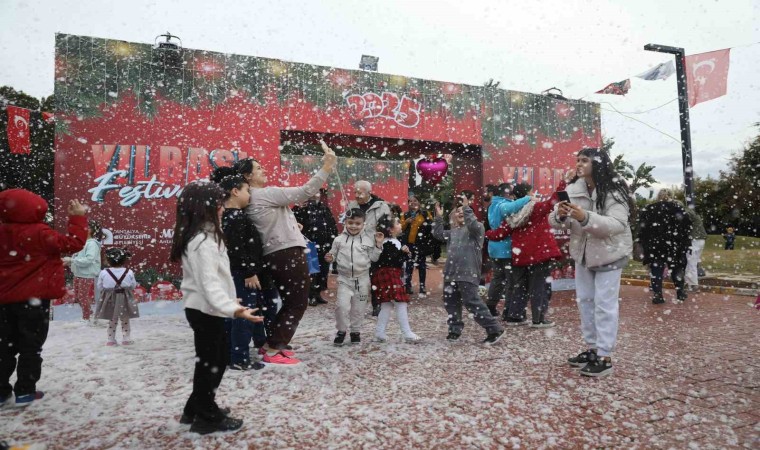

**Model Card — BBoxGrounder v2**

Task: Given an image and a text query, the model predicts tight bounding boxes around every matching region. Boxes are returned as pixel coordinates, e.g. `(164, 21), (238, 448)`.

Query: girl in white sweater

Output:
(170, 181), (262, 435)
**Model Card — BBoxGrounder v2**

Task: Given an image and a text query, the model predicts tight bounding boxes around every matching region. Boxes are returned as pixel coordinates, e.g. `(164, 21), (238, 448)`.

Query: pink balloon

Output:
(416, 157), (448, 185)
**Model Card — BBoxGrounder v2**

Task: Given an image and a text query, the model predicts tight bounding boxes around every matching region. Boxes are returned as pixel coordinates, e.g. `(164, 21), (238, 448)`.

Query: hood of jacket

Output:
(0, 189), (48, 224)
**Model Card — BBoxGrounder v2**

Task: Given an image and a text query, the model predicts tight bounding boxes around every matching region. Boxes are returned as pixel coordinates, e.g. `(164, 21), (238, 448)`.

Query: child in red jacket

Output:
(0, 189), (88, 407)
(486, 180), (568, 328)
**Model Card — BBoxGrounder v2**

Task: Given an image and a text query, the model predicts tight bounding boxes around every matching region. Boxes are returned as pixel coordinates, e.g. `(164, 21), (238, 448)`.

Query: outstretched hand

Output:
(68, 200), (87, 216)
(319, 140), (337, 171)
(235, 307), (264, 323)
(434, 202), (443, 218)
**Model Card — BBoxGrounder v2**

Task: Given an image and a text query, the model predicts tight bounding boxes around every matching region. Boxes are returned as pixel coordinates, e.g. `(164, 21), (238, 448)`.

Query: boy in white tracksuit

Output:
(325, 208), (384, 346)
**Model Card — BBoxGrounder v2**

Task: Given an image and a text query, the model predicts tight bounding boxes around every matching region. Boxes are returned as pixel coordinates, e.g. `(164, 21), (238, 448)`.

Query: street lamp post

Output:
(644, 43), (695, 209)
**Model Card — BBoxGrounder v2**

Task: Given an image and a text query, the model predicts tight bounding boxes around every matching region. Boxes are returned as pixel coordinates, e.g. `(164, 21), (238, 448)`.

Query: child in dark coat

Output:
(213, 167), (276, 370)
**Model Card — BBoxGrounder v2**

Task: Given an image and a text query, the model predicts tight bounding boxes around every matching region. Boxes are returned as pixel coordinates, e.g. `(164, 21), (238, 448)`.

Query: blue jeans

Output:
(225, 272), (278, 365)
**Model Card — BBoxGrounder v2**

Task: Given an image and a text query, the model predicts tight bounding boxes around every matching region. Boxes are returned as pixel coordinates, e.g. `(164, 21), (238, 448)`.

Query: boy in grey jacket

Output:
(432, 196), (505, 345)
(325, 209), (384, 345)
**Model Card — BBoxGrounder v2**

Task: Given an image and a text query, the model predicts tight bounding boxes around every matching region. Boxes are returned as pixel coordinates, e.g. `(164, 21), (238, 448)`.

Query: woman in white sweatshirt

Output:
(170, 181), (262, 435)
(549, 148), (634, 378)
(237, 141), (336, 365)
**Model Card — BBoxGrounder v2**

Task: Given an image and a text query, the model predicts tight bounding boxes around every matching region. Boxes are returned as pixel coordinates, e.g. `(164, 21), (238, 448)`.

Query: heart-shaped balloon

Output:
(416, 157), (448, 185)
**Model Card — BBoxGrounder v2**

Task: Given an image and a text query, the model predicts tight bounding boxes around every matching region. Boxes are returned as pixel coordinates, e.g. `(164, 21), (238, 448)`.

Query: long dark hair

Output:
(572, 148), (636, 219)
(170, 181), (226, 262)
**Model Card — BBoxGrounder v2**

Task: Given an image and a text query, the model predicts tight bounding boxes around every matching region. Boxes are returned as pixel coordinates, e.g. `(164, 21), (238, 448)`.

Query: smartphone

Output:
(557, 191), (570, 203)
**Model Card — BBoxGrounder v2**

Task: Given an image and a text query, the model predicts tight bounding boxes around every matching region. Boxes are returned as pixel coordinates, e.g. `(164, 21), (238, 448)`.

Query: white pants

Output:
(574, 264), (622, 357)
(336, 275), (370, 333)
(685, 239), (705, 286)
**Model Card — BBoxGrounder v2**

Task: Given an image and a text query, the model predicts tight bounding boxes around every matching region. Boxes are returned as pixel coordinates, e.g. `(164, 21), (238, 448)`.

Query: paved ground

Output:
(1, 266), (758, 449)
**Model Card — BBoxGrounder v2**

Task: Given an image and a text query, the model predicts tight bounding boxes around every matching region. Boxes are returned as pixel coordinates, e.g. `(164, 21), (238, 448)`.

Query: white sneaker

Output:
(374, 334), (388, 343)
(403, 333), (421, 343)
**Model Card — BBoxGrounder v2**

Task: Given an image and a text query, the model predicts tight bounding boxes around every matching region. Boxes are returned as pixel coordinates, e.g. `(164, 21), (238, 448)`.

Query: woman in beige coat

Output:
(549, 148), (634, 378)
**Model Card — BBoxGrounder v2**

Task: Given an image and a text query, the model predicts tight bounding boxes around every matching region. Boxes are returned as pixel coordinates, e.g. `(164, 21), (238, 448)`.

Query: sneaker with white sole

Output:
(15, 391), (44, 407)
(0, 394), (11, 408)
(567, 349), (596, 368)
(262, 351), (300, 365)
(580, 354), (613, 377)
(374, 334), (388, 343)
(403, 333), (421, 343)
(333, 331), (347, 347)
(482, 329), (505, 345)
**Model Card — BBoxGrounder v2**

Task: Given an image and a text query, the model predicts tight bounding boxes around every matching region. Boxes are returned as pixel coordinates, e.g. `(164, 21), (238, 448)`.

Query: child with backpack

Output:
(324, 208), (384, 346)
(95, 248), (139, 346)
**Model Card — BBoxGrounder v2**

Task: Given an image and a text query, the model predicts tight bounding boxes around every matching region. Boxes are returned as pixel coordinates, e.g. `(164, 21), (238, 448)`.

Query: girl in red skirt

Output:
(372, 215), (420, 342)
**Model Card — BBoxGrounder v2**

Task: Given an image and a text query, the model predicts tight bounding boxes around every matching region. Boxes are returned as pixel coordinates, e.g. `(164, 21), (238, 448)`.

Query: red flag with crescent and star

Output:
(685, 49), (730, 107)
(7, 105), (31, 154)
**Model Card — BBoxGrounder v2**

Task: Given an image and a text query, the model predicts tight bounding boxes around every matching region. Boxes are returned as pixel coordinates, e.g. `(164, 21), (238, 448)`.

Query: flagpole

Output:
(644, 43), (695, 209)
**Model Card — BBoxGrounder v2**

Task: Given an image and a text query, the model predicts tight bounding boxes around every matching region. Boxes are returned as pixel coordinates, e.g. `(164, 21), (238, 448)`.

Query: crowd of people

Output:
(1, 144), (718, 434)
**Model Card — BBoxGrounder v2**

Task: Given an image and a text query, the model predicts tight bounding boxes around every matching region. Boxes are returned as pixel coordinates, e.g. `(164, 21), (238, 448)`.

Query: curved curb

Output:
(622, 278), (757, 297)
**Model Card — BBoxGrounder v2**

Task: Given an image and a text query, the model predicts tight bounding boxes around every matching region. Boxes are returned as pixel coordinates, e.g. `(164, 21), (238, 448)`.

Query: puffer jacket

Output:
(327, 230), (382, 279)
(71, 238), (102, 278)
(0, 188), (87, 303)
(548, 179), (633, 268)
(638, 200), (693, 266)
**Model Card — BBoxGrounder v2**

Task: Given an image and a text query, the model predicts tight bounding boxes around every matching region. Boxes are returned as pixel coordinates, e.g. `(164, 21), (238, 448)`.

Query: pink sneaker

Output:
(121, 340), (134, 345)
(106, 341), (118, 346)
(262, 351), (300, 365)
(258, 347), (295, 358)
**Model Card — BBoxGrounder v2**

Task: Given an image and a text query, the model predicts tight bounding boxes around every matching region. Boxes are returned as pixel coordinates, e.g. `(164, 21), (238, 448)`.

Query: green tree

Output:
(603, 136), (658, 193)
(0, 86), (56, 203)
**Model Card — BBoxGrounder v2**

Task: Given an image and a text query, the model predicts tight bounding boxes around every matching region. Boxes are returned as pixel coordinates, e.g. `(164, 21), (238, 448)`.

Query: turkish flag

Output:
(685, 49), (730, 107)
(6, 105), (31, 154)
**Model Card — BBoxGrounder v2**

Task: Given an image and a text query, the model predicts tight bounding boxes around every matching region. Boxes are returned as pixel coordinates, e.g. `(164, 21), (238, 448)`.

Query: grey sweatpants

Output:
(444, 280), (503, 335)
(335, 274), (370, 333)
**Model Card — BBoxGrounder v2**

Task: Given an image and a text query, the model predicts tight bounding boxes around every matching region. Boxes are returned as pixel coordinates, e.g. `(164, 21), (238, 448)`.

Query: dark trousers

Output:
(486, 258), (513, 316)
(0, 300), (51, 398)
(183, 308), (228, 421)
(263, 247), (310, 349)
(508, 262), (553, 322)
(431, 240), (442, 262)
(309, 247), (331, 300)
(649, 261), (686, 300)
(404, 243), (427, 289)
(444, 280), (502, 335)
(226, 272), (278, 365)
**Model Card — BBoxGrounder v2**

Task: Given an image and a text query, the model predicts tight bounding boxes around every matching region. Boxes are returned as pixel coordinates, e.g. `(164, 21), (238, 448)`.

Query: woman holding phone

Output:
(549, 148), (634, 377)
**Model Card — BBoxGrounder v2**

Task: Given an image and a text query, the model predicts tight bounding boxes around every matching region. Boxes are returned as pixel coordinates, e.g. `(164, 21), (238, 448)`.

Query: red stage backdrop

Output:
(53, 34), (601, 274)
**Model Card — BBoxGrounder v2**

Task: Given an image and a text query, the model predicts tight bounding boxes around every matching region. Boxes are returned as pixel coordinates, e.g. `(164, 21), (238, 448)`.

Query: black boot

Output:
(190, 415), (244, 435)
